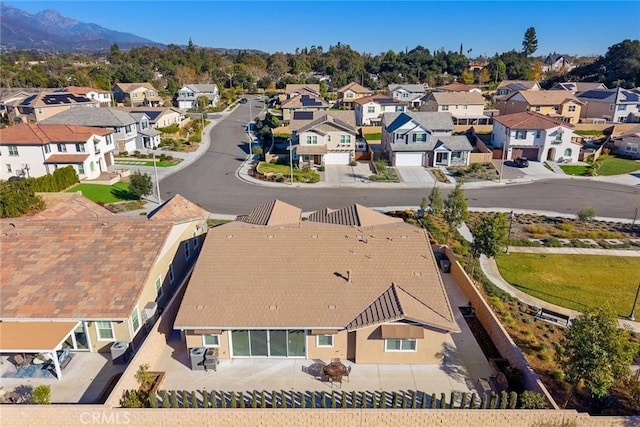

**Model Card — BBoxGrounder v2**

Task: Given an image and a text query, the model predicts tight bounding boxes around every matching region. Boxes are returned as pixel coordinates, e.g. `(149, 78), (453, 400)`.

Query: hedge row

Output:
(138, 390), (532, 410)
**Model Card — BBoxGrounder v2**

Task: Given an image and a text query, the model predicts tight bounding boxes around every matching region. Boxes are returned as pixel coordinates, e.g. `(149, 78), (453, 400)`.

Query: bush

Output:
(29, 385), (51, 404)
(519, 391), (548, 409)
(577, 206), (597, 221)
(121, 390), (146, 408)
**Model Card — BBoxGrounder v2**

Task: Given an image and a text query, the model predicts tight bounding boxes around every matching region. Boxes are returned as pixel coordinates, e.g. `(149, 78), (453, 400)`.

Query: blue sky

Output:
(6, 1), (640, 56)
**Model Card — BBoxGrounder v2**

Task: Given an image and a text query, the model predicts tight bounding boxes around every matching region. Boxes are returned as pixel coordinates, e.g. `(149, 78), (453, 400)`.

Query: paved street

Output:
(143, 100), (640, 218)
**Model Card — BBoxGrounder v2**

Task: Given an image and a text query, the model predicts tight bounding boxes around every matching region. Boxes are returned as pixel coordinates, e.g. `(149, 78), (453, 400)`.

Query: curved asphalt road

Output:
(161, 99), (640, 218)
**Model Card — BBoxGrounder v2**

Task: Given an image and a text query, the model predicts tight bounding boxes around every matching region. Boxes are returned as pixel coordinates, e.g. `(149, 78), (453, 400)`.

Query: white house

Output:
(0, 123), (115, 180)
(130, 112), (162, 150)
(491, 111), (580, 163)
(175, 84), (220, 110)
(388, 84), (427, 108)
(62, 86), (112, 107)
(354, 95), (408, 126)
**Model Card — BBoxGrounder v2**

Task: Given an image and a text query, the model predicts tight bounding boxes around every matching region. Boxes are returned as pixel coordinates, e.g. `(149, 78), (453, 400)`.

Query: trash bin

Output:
(189, 347), (206, 371)
(439, 259), (451, 273)
(110, 341), (130, 365)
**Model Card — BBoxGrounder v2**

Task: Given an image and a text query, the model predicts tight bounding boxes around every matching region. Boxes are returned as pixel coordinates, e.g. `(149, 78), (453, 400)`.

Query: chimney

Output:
(347, 270), (352, 283)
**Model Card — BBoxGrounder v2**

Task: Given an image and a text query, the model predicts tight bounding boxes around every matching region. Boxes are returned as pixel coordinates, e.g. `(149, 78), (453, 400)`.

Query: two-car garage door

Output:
(395, 152), (424, 166)
(324, 153), (351, 165)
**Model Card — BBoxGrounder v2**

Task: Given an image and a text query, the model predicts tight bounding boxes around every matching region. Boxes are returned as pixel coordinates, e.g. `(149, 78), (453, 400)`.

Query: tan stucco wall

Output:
(353, 324), (446, 364)
(185, 330), (231, 359)
(307, 331), (348, 360)
(91, 320), (131, 353)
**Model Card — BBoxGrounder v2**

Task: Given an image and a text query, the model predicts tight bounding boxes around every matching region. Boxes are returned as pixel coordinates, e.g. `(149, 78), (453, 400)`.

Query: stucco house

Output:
(420, 91), (490, 125)
(494, 80), (541, 100)
(491, 111), (580, 163)
(285, 84), (321, 98)
(41, 107), (139, 154)
(381, 112), (473, 167)
(61, 86), (113, 107)
(433, 83), (482, 93)
(612, 124), (640, 159)
(497, 90), (584, 124)
(0, 123), (115, 181)
(541, 54), (575, 73)
(129, 112), (162, 150)
(174, 200), (460, 364)
(388, 84), (427, 108)
(549, 82), (608, 94)
(3, 92), (100, 124)
(336, 82), (373, 109)
(577, 88), (640, 123)
(113, 82), (162, 107)
(290, 111), (358, 166)
(120, 107), (186, 129)
(281, 92), (330, 122)
(175, 84), (219, 110)
(0, 193), (209, 379)
(354, 94), (407, 126)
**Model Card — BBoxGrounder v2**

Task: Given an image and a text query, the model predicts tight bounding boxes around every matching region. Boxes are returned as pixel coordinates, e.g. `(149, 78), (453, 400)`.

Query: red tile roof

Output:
(0, 123), (112, 145)
(492, 111), (575, 130)
(44, 154), (90, 163)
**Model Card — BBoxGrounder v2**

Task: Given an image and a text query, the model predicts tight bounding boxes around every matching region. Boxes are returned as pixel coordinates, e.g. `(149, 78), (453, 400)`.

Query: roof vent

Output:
(267, 235), (275, 239)
(328, 304), (336, 310)
(311, 235), (318, 239)
(413, 271), (423, 276)
(226, 235), (233, 239)
(195, 305), (206, 310)
(268, 305), (278, 310)
(347, 270), (352, 283)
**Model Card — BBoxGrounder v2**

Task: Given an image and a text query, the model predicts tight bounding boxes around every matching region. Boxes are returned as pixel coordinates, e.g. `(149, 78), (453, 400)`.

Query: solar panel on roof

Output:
(623, 91), (640, 102)
(293, 111), (314, 120)
(20, 95), (37, 106)
(580, 90), (612, 100)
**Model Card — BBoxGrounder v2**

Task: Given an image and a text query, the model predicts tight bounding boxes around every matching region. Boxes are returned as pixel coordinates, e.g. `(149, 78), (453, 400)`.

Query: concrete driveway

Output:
(492, 160), (557, 181)
(396, 167), (436, 186)
(324, 162), (373, 186)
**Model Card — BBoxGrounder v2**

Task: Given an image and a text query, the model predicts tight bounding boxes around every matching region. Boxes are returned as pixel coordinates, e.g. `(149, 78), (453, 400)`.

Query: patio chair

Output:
(328, 374), (342, 389)
(343, 365), (352, 383)
(13, 354), (27, 367)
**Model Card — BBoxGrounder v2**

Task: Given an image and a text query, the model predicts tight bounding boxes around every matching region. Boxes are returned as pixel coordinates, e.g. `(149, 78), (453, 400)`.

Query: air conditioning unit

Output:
(144, 301), (158, 319)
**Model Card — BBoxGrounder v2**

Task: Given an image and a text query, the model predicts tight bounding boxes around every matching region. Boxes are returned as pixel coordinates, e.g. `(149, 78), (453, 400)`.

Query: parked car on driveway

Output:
(239, 98), (248, 104)
(514, 157), (529, 168)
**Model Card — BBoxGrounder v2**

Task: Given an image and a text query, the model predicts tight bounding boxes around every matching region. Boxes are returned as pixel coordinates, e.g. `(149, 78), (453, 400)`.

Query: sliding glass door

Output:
(230, 330), (306, 357)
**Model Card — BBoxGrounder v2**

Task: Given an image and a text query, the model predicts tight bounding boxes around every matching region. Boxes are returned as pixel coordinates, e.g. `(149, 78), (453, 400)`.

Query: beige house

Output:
(290, 111), (358, 166)
(612, 124), (640, 159)
(281, 91), (330, 122)
(174, 200), (459, 365)
(4, 92), (100, 124)
(0, 193), (209, 379)
(285, 84), (321, 98)
(494, 80), (541, 97)
(336, 82), (373, 109)
(113, 82), (162, 107)
(497, 90), (583, 124)
(420, 91), (490, 125)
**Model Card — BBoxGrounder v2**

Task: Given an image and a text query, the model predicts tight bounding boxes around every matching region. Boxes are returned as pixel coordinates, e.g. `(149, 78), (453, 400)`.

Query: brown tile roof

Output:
(507, 90), (584, 106)
(64, 86), (110, 95)
(435, 83), (477, 92)
(425, 91), (485, 105)
(281, 93), (329, 109)
(493, 111), (575, 130)
(285, 84), (320, 95)
(0, 321), (79, 351)
(115, 82), (156, 92)
(0, 123), (112, 145)
(148, 194), (210, 223)
(337, 82), (372, 94)
(307, 204), (403, 227)
(34, 192), (113, 220)
(44, 154), (90, 163)
(236, 199), (302, 226)
(174, 207), (458, 332)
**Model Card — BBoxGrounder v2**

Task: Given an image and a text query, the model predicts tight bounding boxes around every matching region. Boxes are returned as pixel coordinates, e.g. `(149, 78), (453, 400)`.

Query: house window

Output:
(6, 164), (12, 173)
(131, 307), (141, 334)
(184, 241), (191, 260)
(626, 144), (639, 153)
(402, 93), (409, 98)
(564, 148), (572, 157)
(346, 93), (353, 98)
(75, 143), (85, 152)
(618, 105), (627, 111)
(553, 105), (560, 111)
(609, 104), (614, 111)
(77, 164), (85, 175)
(568, 105), (576, 112)
(316, 334), (333, 347)
(395, 106), (404, 112)
(442, 105), (449, 111)
(125, 124), (133, 133)
(413, 133), (427, 142)
(367, 106), (375, 113)
(96, 321), (114, 341)
(8, 145), (18, 156)
(385, 338), (417, 352)
(193, 231), (199, 250)
(155, 276), (163, 298)
(534, 106), (541, 112)
(44, 145), (51, 154)
(327, 135), (331, 142)
(340, 135), (351, 144)
(168, 263), (175, 284)
(203, 335), (220, 347)
(57, 144), (67, 153)
(106, 135), (113, 145)
(306, 135), (318, 145)
(515, 131), (527, 139)
(535, 131), (541, 138)
(463, 105), (468, 109)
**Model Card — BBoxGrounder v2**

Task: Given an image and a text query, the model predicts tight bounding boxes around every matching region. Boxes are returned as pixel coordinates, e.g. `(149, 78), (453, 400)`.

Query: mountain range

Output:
(0, 3), (165, 51)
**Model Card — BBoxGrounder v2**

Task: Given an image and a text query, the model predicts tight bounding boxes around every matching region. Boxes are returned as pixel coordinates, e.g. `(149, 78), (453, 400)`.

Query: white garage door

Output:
(324, 152), (351, 165)
(395, 152), (423, 166)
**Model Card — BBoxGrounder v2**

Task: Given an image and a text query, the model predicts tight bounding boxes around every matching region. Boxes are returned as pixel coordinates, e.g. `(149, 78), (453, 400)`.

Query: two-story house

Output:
(175, 84), (220, 109)
(290, 111), (358, 166)
(549, 82), (608, 94)
(336, 82), (373, 109)
(285, 84), (321, 99)
(577, 88), (640, 123)
(61, 86), (113, 107)
(4, 92), (100, 124)
(497, 90), (584, 124)
(0, 193), (209, 379)
(113, 82), (162, 107)
(420, 91), (490, 125)
(0, 123), (115, 180)
(354, 94), (407, 126)
(541, 54), (575, 73)
(381, 112), (473, 167)
(494, 80), (541, 101)
(491, 111), (580, 163)
(388, 84), (427, 108)
(281, 92), (330, 122)
(121, 107), (186, 128)
(129, 112), (162, 150)
(432, 83), (482, 93)
(41, 107), (139, 154)
(612, 125), (640, 159)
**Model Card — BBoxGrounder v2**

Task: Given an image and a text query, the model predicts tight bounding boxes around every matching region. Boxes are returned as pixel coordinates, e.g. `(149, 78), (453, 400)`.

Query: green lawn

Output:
(559, 164), (590, 175)
(66, 182), (136, 203)
(257, 162), (319, 183)
(597, 157), (640, 176)
(496, 253), (640, 315)
(364, 132), (382, 141)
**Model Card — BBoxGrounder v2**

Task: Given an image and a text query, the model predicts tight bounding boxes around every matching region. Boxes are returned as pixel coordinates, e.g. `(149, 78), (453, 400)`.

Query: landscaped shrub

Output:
(181, 390), (188, 408)
(280, 390), (286, 408)
(470, 392), (477, 409)
(440, 392), (446, 409)
(360, 392), (366, 408)
(430, 393), (437, 408)
(191, 391), (198, 408)
(449, 391), (455, 409)
(509, 392), (518, 409)
(171, 390), (178, 408)
(29, 385), (51, 404)
(392, 391), (398, 408)
(211, 391), (218, 408)
(300, 392), (306, 408)
(230, 391), (236, 408)
(321, 391), (327, 408)
(480, 392), (487, 409)
(149, 391), (157, 408)
(311, 391), (317, 408)
(239, 391), (245, 408)
(489, 393), (498, 409)
(331, 391), (336, 408)
(380, 392), (387, 408)
(499, 390), (508, 409)
(460, 392), (467, 409)
(401, 391), (407, 408)
(340, 391), (347, 408)
(162, 390), (170, 408)
(271, 391), (277, 408)
(412, 390), (418, 408)
(351, 391), (357, 408)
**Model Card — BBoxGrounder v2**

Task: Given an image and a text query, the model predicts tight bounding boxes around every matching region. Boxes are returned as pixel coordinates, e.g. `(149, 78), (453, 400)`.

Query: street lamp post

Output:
(628, 283), (640, 321)
(505, 210), (515, 253)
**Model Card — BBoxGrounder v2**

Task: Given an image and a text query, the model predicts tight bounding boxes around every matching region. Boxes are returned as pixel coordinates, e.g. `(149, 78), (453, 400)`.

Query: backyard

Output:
(66, 183), (135, 204)
(495, 253), (640, 314)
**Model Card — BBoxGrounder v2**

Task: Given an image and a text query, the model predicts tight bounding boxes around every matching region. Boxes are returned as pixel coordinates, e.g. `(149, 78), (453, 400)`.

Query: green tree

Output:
(557, 306), (639, 405)
(128, 171), (153, 201)
(461, 70), (474, 85)
(522, 27), (539, 56)
(496, 60), (506, 81)
(470, 213), (509, 275)
(577, 205), (597, 222)
(29, 385), (51, 404)
(428, 185), (444, 215)
(196, 95), (209, 111)
(443, 184), (468, 243)
(519, 391), (547, 409)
